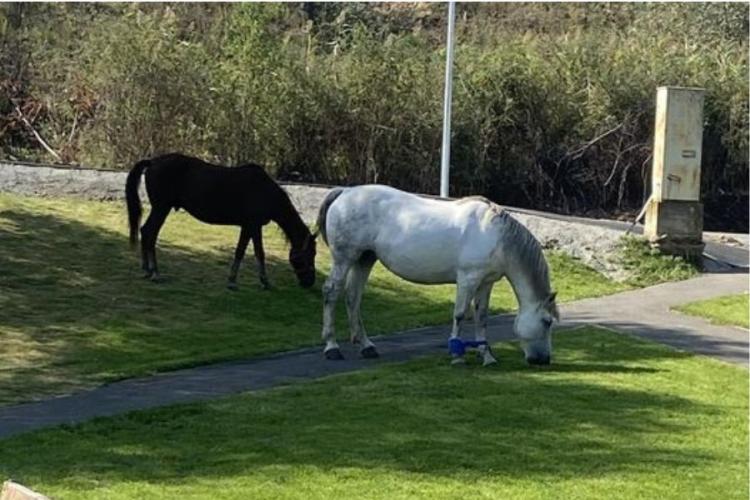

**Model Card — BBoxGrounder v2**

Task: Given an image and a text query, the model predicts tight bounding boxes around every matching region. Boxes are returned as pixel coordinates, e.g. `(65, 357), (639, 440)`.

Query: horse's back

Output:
(142, 154), (281, 225)
(329, 184), (489, 234)
(146, 154), (269, 185)
(327, 185), (499, 283)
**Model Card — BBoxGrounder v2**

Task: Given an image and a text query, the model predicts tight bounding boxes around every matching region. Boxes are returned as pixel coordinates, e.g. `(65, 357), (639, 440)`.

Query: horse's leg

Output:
(345, 253), (377, 358)
(227, 225), (252, 290)
(140, 232), (150, 274)
(450, 276), (480, 365)
(250, 225), (270, 290)
(322, 258), (353, 360)
(473, 282), (498, 366)
(140, 205), (170, 281)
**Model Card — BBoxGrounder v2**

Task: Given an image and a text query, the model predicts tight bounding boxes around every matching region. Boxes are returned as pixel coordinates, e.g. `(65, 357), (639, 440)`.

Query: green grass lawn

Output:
(616, 236), (699, 287)
(1, 327), (746, 499)
(0, 193), (629, 406)
(674, 294), (750, 329)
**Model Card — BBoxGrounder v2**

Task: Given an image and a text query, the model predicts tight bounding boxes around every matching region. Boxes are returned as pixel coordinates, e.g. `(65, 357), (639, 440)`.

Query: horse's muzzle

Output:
(526, 354), (551, 366)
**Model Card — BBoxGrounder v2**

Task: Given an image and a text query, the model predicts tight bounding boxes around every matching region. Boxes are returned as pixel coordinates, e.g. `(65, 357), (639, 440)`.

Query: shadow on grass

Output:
(0, 208), (452, 405)
(1, 333), (738, 490)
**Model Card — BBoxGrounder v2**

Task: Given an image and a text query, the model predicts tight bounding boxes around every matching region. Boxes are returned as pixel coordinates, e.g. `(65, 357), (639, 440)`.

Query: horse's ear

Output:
(547, 291), (560, 321)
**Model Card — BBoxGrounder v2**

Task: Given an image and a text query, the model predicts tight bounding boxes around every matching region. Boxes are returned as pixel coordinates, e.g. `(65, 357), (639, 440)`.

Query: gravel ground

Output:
(0, 161), (634, 279)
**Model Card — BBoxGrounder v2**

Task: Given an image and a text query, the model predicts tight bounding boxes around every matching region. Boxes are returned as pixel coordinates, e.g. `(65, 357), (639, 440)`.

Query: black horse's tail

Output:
(126, 159), (150, 247)
(316, 187), (345, 245)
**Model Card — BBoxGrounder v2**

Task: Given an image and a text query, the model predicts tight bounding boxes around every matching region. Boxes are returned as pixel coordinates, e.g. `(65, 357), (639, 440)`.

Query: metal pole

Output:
(440, 1), (456, 198)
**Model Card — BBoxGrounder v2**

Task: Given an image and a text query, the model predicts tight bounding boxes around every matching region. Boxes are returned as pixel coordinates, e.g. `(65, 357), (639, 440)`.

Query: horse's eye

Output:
(541, 318), (553, 329)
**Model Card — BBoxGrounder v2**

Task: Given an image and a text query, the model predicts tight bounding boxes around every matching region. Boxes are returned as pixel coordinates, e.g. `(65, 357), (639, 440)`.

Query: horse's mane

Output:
(235, 166), (308, 248)
(492, 207), (552, 299)
(454, 195), (492, 205)
(276, 184), (302, 246)
(441, 195), (552, 299)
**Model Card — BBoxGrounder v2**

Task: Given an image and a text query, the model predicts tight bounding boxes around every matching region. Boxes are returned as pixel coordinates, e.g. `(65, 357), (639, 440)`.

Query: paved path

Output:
(563, 272), (749, 365)
(0, 272), (746, 440)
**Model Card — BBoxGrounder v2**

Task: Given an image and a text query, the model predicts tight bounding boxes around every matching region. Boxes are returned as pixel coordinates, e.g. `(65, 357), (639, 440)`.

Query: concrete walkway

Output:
(0, 272), (746, 440)
(564, 272), (748, 365)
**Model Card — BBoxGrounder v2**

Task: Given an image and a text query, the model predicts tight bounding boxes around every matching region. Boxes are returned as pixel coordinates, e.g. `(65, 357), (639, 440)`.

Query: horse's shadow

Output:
(0, 207), (432, 404)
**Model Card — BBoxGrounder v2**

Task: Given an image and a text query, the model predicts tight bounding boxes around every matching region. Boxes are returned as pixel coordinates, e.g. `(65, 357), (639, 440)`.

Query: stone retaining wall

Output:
(0, 161), (627, 278)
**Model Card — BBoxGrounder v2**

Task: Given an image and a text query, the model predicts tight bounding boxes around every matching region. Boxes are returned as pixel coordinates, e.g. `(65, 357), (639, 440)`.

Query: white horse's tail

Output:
(316, 187), (346, 245)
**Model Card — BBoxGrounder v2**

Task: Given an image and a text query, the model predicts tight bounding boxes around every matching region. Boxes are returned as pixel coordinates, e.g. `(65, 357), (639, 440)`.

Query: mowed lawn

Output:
(674, 293), (749, 329)
(0, 327), (746, 499)
(0, 193), (627, 405)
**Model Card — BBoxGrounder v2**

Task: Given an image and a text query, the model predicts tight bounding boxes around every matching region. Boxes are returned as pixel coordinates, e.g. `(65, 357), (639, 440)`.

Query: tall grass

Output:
(1, 3), (747, 225)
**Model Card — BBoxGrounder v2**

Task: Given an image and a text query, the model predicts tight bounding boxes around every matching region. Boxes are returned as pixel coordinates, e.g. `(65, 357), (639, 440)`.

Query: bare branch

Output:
(604, 142), (648, 186)
(568, 121), (624, 160)
(13, 103), (61, 161)
(67, 111), (79, 145)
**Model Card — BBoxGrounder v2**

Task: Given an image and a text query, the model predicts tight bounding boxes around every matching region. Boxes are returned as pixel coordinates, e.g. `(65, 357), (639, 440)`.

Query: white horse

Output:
(315, 185), (559, 365)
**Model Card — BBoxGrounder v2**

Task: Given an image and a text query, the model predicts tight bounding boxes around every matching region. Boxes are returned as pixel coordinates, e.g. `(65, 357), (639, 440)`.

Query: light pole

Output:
(440, 1), (456, 198)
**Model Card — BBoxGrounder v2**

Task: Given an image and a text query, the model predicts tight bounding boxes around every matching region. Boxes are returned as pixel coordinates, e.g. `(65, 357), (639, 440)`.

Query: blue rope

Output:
(448, 338), (487, 357)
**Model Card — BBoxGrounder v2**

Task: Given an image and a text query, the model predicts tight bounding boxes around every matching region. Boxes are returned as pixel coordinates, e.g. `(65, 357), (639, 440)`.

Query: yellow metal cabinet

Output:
(651, 86), (705, 202)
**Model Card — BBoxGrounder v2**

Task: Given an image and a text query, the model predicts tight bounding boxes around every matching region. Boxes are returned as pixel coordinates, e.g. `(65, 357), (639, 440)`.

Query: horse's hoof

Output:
(150, 274), (164, 283)
(477, 352), (498, 365)
(325, 348), (344, 360)
(361, 346), (379, 359)
(227, 282), (238, 291)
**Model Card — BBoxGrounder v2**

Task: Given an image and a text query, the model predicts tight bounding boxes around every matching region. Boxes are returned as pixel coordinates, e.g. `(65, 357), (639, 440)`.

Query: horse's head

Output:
(289, 232), (317, 288)
(514, 291), (559, 365)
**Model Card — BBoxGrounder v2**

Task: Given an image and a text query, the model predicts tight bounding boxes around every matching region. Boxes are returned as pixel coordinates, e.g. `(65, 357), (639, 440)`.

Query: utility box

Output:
(651, 87), (705, 202)
(645, 86), (705, 260)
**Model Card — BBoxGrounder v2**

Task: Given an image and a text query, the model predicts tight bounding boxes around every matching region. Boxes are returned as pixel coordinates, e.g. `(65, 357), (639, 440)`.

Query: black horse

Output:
(126, 153), (317, 289)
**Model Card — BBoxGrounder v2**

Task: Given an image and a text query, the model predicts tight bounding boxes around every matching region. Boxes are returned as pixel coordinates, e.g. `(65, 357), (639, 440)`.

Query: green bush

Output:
(1, 3), (747, 227)
(616, 236), (700, 287)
